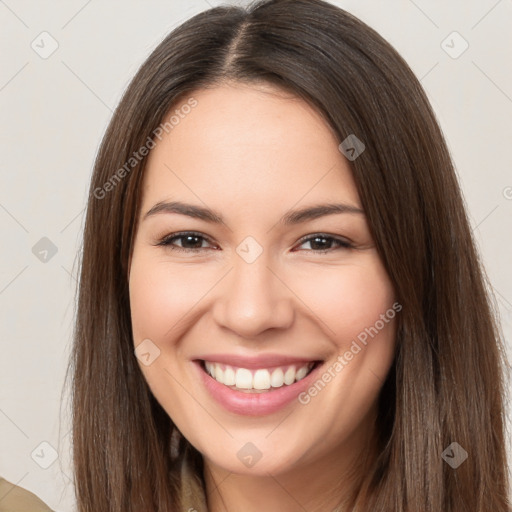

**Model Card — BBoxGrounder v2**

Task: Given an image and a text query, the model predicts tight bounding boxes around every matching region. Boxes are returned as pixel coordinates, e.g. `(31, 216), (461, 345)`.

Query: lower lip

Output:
(194, 360), (322, 416)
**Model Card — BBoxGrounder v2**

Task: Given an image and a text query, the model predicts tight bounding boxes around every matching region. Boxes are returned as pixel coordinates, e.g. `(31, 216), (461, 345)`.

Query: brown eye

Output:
(156, 232), (215, 252)
(295, 234), (352, 253)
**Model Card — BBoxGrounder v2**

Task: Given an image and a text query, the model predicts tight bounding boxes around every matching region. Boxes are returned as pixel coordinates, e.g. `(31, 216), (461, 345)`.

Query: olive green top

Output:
(179, 445), (209, 512)
(0, 449), (208, 511)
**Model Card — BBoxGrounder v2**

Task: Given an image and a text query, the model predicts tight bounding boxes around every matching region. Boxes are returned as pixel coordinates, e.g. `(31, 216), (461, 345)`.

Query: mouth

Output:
(198, 359), (322, 393)
(192, 353), (326, 415)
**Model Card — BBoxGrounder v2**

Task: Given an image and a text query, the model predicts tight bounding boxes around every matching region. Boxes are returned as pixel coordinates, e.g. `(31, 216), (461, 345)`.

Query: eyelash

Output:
(155, 231), (353, 254)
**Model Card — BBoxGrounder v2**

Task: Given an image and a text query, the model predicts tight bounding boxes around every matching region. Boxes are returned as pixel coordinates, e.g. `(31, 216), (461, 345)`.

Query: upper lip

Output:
(194, 353), (321, 369)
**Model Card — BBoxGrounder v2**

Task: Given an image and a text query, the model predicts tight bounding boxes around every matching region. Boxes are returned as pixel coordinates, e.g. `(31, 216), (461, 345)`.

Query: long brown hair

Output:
(68, 0), (511, 510)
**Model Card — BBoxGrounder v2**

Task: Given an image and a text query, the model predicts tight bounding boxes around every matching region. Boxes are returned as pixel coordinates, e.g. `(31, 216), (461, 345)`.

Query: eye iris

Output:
(309, 236), (331, 250)
(181, 235), (203, 249)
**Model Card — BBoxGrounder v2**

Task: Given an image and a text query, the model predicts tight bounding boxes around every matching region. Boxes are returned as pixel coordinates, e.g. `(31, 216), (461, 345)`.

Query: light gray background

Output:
(1, 0), (511, 510)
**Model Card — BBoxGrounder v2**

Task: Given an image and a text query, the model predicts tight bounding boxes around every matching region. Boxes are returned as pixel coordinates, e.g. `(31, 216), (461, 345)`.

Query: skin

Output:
(128, 82), (398, 512)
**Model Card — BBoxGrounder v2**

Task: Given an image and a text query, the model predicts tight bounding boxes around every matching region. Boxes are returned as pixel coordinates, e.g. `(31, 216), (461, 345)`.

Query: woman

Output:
(69, 0), (511, 510)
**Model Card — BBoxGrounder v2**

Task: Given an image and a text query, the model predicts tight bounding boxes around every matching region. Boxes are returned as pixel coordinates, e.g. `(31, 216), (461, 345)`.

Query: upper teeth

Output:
(204, 361), (314, 390)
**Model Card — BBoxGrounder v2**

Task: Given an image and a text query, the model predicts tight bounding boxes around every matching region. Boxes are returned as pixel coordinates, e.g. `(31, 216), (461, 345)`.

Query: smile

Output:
(194, 357), (324, 416)
(202, 360), (316, 392)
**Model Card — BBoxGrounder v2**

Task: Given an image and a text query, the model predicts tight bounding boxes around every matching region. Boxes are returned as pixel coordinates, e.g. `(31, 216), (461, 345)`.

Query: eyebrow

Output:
(143, 200), (364, 225)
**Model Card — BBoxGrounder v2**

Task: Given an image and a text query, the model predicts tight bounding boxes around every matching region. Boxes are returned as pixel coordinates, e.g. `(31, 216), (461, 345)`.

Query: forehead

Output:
(141, 83), (360, 215)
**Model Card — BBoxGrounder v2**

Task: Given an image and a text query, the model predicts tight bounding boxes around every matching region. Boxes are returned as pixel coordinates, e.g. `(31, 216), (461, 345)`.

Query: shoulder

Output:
(0, 477), (53, 512)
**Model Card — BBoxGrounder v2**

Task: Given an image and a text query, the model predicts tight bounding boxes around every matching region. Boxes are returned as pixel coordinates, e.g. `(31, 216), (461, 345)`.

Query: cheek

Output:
(129, 255), (211, 343)
(129, 252), (396, 345)
(289, 259), (396, 345)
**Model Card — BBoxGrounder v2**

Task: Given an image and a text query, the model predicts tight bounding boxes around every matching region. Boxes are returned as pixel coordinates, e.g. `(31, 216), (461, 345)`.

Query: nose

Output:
(212, 250), (295, 339)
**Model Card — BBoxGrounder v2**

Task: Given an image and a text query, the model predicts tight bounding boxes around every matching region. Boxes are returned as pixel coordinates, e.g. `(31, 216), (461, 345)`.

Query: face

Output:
(128, 82), (398, 479)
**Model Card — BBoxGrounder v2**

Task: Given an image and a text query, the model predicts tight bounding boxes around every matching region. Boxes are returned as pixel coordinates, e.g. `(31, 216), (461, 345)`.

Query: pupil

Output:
(311, 236), (329, 250)
(183, 235), (201, 248)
